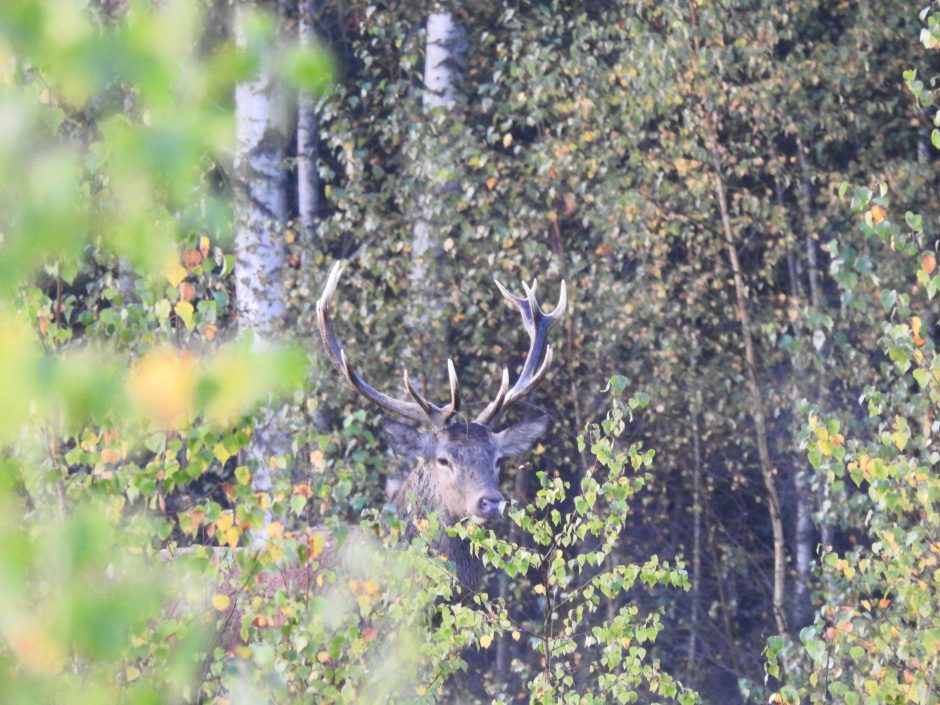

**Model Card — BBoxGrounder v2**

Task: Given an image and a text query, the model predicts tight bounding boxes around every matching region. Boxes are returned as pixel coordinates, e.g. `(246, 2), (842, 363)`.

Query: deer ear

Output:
(495, 416), (550, 457)
(382, 418), (431, 460)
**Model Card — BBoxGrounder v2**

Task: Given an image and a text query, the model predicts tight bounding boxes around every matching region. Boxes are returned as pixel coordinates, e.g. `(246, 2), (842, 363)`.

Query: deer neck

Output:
(392, 459), (482, 589)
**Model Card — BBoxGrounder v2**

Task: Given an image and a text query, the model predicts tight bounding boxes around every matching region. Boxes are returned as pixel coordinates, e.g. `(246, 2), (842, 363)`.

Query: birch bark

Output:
(233, 2), (290, 526)
(712, 163), (789, 637)
(297, 0), (320, 245)
(409, 11), (465, 372)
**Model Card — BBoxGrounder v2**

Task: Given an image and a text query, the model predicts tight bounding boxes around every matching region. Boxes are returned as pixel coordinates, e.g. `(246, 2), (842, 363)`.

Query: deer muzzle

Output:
(477, 492), (505, 520)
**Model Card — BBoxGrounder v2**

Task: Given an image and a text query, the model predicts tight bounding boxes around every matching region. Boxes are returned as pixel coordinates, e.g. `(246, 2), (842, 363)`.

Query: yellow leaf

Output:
(164, 259), (187, 288)
(869, 205), (886, 224)
(415, 685), (428, 696)
(480, 634), (493, 648)
(213, 442), (230, 464)
(215, 512), (234, 532)
(533, 584), (546, 595)
(127, 348), (197, 430)
(199, 235), (211, 257)
(211, 594), (230, 611)
(511, 630), (521, 641)
(316, 651), (330, 664)
(892, 431), (908, 451)
(361, 579), (380, 595)
(502, 133), (513, 148)
(309, 532), (326, 559)
(485, 177), (497, 190)
(267, 521), (284, 538)
(174, 301), (195, 330)
(223, 526), (240, 548)
(125, 665), (141, 682)
(9, 622), (65, 676)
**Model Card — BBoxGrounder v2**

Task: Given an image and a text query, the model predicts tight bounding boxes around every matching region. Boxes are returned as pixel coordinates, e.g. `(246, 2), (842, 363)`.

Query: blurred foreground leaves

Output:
(0, 1), (329, 702)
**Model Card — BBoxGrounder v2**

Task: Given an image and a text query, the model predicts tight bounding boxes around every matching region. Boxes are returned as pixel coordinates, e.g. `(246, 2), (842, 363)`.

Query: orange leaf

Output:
(912, 316), (926, 347)
(178, 282), (196, 302)
(100, 447), (122, 464)
(869, 205), (886, 224)
(922, 252), (937, 274)
(182, 249), (203, 270)
(188, 508), (205, 529)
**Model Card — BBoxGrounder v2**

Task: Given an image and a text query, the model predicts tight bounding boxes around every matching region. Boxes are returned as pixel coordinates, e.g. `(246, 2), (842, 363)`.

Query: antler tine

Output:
(475, 277), (567, 425)
(402, 359), (461, 427)
(317, 262), (460, 428)
(475, 367), (510, 426)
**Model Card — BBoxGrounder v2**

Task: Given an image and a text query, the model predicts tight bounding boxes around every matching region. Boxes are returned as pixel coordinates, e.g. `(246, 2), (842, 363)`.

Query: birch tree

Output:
(409, 9), (465, 370)
(233, 2), (290, 520)
(297, 0), (320, 245)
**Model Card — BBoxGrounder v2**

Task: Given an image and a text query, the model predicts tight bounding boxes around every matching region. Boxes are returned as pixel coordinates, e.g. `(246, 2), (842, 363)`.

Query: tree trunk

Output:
(712, 163), (788, 637)
(795, 136), (834, 599)
(297, 0), (320, 246)
(234, 2), (290, 533)
(776, 176), (815, 629)
(412, 11), (465, 273)
(409, 12), (465, 382)
(685, 388), (704, 681)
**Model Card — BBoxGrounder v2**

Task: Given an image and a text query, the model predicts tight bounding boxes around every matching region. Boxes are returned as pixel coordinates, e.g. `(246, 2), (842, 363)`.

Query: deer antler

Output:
(316, 262), (460, 428)
(475, 277), (567, 425)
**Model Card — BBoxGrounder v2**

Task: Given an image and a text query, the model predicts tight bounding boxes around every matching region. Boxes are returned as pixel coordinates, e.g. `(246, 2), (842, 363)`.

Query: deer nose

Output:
(478, 493), (505, 520)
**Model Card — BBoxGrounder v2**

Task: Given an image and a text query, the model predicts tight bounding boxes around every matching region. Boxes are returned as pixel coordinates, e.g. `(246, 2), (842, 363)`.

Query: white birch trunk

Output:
(409, 12), (465, 370)
(233, 3), (289, 533)
(297, 0), (320, 244)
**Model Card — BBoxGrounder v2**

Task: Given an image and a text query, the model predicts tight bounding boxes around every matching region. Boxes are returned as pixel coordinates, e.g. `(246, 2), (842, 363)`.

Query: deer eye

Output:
(437, 456), (451, 468)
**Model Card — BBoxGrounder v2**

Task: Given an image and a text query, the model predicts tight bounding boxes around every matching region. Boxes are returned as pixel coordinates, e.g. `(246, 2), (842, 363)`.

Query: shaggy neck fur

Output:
(391, 459), (483, 590)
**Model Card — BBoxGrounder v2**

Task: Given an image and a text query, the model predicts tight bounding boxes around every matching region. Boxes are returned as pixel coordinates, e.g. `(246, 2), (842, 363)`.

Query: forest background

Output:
(0, 1), (938, 704)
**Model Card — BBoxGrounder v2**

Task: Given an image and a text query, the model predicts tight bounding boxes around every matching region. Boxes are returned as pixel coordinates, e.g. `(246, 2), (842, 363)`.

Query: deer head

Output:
(316, 262), (566, 527)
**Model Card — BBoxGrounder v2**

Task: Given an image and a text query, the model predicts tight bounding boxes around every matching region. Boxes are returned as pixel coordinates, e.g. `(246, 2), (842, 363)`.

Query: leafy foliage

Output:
(1, 1), (939, 704)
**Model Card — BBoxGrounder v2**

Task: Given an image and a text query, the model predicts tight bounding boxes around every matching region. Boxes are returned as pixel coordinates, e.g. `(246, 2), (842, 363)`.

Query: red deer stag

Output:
(163, 264), (565, 648)
(316, 262), (566, 587)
